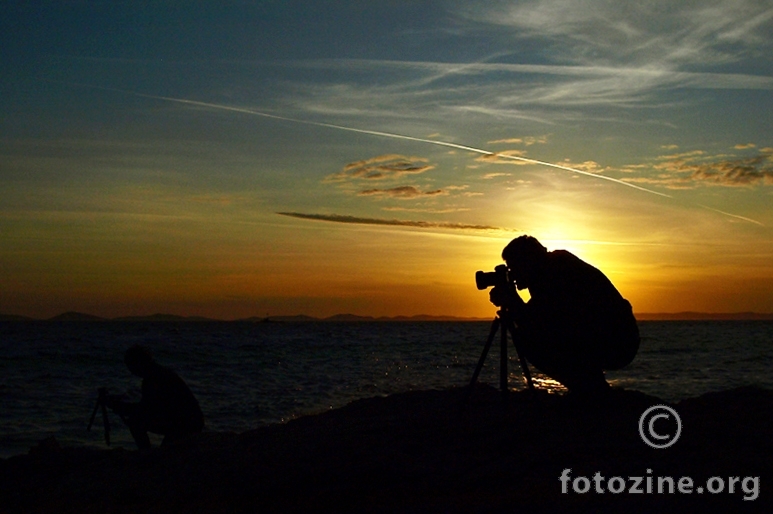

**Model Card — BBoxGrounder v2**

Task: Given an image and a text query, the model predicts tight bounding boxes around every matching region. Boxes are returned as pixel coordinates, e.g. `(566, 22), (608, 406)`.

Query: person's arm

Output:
(102, 395), (139, 420)
(489, 285), (526, 319)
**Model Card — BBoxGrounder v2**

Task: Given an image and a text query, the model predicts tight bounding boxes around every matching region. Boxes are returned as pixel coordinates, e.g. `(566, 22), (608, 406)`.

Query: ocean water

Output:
(1, 320), (771, 458)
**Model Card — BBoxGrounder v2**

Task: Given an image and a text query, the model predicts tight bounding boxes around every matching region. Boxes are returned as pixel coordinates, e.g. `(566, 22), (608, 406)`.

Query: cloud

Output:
(657, 150), (706, 160)
(475, 150), (530, 165)
(620, 163), (649, 173)
(358, 186), (447, 199)
(628, 151), (773, 188)
(622, 175), (695, 190)
(489, 136), (548, 146)
(559, 160), (609, 174)
(325, 155), (434, 182)
(688, 158), (773, 186)
(272, 58), (772, 134)
(458, 1), (773, 69)
(382, 206), (471, 214)
(276, 212), (503, 231)
(734, 143), (757, 150)
(296, 58), (773, 91)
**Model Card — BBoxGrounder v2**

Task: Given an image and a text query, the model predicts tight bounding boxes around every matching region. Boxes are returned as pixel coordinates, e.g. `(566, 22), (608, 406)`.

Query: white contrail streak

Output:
(91, 85), (671, 198)
(72, 83), (764, 225)
(697, 204), (764, 226)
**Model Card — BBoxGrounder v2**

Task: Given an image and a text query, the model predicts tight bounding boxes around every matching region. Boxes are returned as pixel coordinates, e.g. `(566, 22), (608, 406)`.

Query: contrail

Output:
(71, 83), (764, 225)
(697, 204), (764, 226)
(82, 84), (670, 198)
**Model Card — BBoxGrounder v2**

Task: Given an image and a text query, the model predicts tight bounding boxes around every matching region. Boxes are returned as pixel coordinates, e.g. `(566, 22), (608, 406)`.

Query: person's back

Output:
(525, 249), (639, 372)
(140, 362), (204, 441)
(526, 250), (625, 319)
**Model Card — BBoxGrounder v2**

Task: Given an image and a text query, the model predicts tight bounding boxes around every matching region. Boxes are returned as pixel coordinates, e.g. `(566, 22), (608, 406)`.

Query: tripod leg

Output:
(102, 402), (111, 446)
(504, 317), (535, 391)
(500, 315), (508, 394)
(87, 398), (101, 432)
(468, 317), (500, 389)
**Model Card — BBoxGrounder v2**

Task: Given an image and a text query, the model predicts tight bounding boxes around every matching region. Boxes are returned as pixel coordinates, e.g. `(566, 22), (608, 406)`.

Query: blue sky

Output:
(2, 1), (773, 318)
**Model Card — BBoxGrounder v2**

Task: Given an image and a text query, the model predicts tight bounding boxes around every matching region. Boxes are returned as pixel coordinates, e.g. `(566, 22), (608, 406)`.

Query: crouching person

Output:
(489, 236), (640, 395)
(106, 345), (204, 450)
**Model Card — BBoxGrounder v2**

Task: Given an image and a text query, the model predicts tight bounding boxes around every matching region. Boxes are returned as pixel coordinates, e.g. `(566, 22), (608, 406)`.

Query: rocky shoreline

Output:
(1, 384), (771, 513)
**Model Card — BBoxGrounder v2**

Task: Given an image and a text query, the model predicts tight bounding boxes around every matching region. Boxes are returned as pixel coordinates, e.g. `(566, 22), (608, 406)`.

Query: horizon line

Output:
(3, 310), (773, 322)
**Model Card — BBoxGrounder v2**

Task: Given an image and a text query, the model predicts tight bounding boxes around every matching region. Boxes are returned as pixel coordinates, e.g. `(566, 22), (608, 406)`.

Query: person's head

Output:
(501, 235), (548, 289)
(124, 344), (154, 377)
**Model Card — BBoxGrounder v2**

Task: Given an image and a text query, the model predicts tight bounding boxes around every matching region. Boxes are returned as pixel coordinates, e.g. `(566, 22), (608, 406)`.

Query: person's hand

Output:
(489, 285), (512, 308)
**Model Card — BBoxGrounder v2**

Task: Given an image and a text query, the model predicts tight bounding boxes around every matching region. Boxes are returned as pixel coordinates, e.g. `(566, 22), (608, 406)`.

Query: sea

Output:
(1, 320), (771, 459)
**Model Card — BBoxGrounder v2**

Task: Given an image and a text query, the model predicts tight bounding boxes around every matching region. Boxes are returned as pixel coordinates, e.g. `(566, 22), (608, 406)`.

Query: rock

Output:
(1, 385), (770, 513)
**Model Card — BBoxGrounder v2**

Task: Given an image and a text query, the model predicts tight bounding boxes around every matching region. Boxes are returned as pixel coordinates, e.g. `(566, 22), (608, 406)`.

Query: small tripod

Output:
(469, 308), (535, 397)
(87, 387), (112, 446)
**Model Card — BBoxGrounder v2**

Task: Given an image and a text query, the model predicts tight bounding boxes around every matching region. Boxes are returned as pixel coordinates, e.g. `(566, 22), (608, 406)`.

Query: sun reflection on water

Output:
(509, 371), (567, 394)
(531, 375), (567, 394)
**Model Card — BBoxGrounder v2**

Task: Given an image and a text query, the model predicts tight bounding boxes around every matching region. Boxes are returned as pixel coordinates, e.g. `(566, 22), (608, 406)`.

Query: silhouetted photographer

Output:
(102, 345), (204, 449)
(483, 235), (639, 395)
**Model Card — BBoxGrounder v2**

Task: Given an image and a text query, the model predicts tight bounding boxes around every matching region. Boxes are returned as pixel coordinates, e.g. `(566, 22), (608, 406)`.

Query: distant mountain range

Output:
(2, 311), (773, 322)
(0, 311), (488, 322)
(634, 311), (773, 320)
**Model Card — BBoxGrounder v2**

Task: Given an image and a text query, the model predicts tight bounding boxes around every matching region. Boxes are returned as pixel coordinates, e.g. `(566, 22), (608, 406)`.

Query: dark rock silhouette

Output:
(1, 385), (770, 513)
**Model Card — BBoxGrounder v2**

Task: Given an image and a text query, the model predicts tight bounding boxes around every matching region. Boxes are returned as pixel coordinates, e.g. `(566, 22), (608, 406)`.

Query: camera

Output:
(475, 264), (512, 290)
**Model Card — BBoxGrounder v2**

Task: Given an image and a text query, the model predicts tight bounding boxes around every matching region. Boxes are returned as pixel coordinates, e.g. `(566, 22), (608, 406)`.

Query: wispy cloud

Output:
(270, 1), (773, 123)
(482, 172), (511, 179)
(624, 150), (773, 188)
(458, 0), (773, 68)
(489, 136), (548, 145)
(475, 150), (530, 165)
(276, 212), (504, 231)
(325, 155), (434, 183)
(292, 58), (773, 91)
(557, 160), (610, 174)
(381, 206), (471, 213)
(267, 57), (773, 131)
(358, 186), (446, 198)
(683, 157), (773, 187)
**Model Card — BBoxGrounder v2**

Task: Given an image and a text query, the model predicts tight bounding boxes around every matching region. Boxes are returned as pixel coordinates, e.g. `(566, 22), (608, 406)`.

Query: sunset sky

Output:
(2, 1), (773, 319)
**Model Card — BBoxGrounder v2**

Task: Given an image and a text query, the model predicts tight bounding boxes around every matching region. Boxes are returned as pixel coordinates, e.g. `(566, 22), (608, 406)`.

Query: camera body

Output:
(475, 264), (513, 290)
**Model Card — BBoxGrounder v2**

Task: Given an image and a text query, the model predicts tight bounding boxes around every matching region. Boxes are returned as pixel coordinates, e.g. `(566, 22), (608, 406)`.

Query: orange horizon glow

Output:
(2, 3), (772, 320)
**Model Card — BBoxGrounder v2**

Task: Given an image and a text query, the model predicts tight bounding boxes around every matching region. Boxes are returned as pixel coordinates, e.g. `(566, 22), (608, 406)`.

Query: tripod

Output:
(469, 308), (535, 396)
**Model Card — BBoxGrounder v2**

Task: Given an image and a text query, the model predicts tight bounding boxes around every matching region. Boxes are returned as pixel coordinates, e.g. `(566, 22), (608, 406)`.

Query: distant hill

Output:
(267, 314), (489, 322)
(325, 313), (376, 322)
(114, 313), (216, 322)
(384, 314), (489, 322)
(47, 311), (106, 321)
(636, 312), (773, 320)
(238, 314), (487, 322)
(254, 315), (319, 323)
